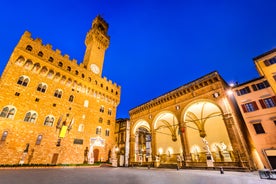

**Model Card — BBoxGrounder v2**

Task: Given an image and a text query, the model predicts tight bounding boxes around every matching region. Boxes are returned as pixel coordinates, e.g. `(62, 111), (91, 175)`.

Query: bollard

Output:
(220, 167), (224, 174)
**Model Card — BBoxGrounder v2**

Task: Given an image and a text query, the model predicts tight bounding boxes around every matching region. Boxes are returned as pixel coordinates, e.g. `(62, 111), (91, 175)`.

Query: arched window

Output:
(1, 131), (8, 141)
(24, 111), (37, 123)
(78, 124), (84, 132)
(15, 56), (25, 65)
(44, 115), (54, 126)
(54, 89), (62, 98)
(37, 83), (47, 93)
(58, 62), (63, 67)
(0, 106), (16, 119)
(47, 70), (54, 78)
(26, 45), (32, 51)
(105, 129), (110, 136)
(69, 95), (74, 102)
(67, 66), (71, 71)
(17, 76), (30, 86)
(75, 70), (79, 75)
(96, 126), (101, 135)
(24, 60), (33, 70)
(35, 135), (43, 145)
(38, 51), (43, 57)
(48, 57), (54, 62)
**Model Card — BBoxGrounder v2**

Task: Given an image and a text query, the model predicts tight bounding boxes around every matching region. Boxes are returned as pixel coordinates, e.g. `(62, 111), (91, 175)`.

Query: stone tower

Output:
(83, 15), (110, 76)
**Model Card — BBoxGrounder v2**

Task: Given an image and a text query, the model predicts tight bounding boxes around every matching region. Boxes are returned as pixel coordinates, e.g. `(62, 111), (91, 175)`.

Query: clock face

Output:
(90, 64), (100, 74)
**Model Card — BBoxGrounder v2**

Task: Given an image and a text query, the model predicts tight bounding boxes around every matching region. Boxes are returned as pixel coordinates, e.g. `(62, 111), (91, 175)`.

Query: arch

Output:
(153, 111), (182, 163)
(47, 69), (55, 78)
(38, 51), (43, 57)
(24, 59), (33, 70)
(15, 56), (25, 65)
(181, 99), (233, 163)
(17, 75), (30, 86)
(37, 82), (47, 93)
(26, 45), (32, 51)
(44, 115), (55, 126)
(24, 110), (38, 123)
(39, 66), (48, 76)
(132, 119), (150, 134)
(54, 72), (61, 81)
(32, 63), (41, 73)
(0, 105), (16, 119)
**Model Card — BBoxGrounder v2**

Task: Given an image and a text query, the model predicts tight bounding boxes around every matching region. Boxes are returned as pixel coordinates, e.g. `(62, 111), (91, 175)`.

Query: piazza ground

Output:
(0, 167), (274, 184)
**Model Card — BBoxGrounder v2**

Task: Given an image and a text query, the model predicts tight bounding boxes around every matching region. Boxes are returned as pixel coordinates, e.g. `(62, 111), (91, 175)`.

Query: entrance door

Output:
(93, 149), (99, 162)
(51, 153), (59, 164)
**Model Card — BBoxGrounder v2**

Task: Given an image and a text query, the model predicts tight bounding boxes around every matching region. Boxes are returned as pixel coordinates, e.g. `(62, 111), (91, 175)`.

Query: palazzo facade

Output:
(129, 71), (256, 170)
(0, 16), (121, 165)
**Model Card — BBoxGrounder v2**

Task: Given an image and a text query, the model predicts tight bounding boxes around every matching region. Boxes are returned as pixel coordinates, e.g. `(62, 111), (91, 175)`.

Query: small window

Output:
(15, 92), (20, 96)
(58, 62), (63, 67)
(253, 123), (265, 134)
(54, 89), (62, 98)
(69, 95), (74, 102)
(48, 57), (54, 62)
(108, 108), (112, 115)
(35, 98), (39, 102)
(84, 100), (89, 107)
(26, 45), (33, 51)
(107, 120), (110, 125)
(78, 124), (84, 132)
(105, 129), (110, 136)
(99, 117), (103, 123)
(100, 106), (104, 113)
(35, 135), (43, 145)
(67, 66), (71, 71)
(241, 101), (259, 113)
(56, 138), (61, 146)
(38, 51), (43, 57)
(96, 127), (101, 135)
(1, 131), (8, 141)
(259, 96), (276, 109)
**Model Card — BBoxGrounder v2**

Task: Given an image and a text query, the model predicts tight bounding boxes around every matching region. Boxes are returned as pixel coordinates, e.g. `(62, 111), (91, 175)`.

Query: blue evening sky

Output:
(0, 1), (276, 118)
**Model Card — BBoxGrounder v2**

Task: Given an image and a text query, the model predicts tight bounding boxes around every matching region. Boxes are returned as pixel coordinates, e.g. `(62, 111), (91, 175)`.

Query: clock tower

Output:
(83, 15), (110, 76)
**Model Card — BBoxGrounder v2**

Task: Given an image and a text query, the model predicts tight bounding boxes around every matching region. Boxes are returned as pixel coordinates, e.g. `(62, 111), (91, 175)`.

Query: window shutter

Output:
(272, 96), (276, 104)
(241, 104), (247, 113)
(259, 99), (266, 109)
(252, 101), (259, 110)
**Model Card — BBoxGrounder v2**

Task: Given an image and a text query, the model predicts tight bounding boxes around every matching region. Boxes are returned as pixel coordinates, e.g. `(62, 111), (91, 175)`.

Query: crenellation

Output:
(64, 54), (70, 60)
(34, 38), (42, 44)
(45, 44), (52, 49)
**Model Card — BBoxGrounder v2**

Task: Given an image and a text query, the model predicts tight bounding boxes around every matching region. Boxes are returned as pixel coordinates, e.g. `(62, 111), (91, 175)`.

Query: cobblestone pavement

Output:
(0, 167), (275, 184)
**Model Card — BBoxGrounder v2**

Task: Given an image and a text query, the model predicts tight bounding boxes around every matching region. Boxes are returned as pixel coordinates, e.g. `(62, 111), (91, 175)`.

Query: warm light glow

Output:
(167, 147), (173, 155)
(158, 148), (163, 154)
(227, 90), (233, 95)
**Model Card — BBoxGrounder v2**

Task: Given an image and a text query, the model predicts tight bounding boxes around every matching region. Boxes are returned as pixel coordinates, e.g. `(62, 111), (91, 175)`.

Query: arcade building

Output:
(129, 71), (256, 170)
